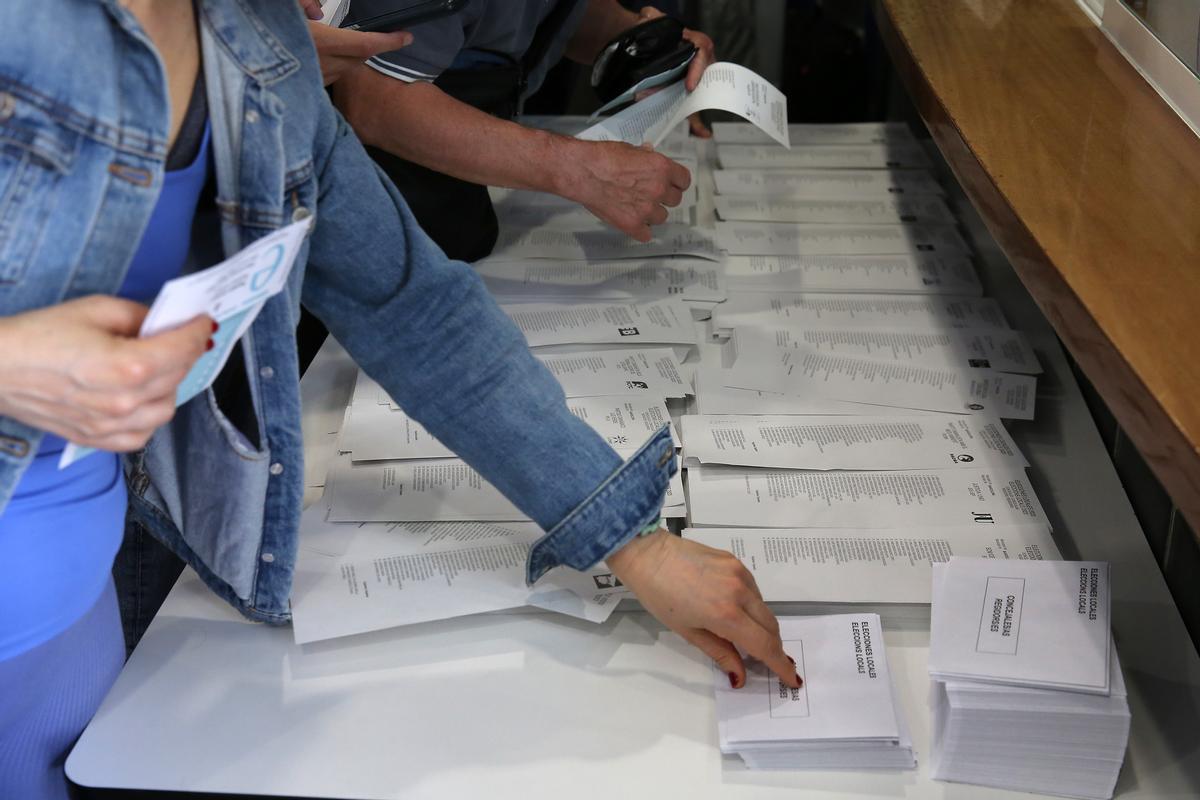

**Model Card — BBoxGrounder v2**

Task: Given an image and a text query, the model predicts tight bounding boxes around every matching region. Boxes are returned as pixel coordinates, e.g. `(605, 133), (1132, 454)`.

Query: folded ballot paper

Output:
(928, 559), (1129, 798)
(714, 614), (915, 770)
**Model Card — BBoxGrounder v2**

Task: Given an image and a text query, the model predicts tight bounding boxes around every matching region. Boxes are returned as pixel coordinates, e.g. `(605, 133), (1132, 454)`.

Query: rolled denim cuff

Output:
(526, 425), (676, 584)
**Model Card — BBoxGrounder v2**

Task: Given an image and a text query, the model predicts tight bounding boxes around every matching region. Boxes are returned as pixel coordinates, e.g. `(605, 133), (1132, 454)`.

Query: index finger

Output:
(666, 158), (692, 191)
(712, 610), (801, 689)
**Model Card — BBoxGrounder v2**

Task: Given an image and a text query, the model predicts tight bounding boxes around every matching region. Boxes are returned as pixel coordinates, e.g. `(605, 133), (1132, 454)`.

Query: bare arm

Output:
(333, 70), (691, 241)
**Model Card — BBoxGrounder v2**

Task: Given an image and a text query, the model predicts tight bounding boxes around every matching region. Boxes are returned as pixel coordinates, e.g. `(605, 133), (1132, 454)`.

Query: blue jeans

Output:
(111, 520), (184, 658)
(0, 579), (124, 800)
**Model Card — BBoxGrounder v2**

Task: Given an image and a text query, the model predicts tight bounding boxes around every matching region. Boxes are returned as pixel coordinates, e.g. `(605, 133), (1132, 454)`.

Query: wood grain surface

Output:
(877, 0), (1200, 542)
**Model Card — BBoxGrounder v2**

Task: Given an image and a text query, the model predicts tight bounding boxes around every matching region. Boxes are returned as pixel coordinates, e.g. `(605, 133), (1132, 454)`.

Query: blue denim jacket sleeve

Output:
(301, 114), (676, 583)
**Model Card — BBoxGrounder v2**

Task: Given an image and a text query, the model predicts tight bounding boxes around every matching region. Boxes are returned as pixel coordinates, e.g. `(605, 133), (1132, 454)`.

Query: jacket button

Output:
(259, 366), (275, 380)
(0, 93), (13, 121)
(261, 552), (275, 563)
(269, 462), (284, 476)
(292, 206), (312, 224)
(244, 109), (259, 124)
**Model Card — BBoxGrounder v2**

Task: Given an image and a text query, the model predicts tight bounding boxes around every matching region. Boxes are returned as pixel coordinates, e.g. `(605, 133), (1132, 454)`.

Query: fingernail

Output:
(206, 339), (215, 351)
(795, 673), (804, 688)
(727, 672), (739, 689)
(787, 655), (795, 666)
(212, 320), (220, 334)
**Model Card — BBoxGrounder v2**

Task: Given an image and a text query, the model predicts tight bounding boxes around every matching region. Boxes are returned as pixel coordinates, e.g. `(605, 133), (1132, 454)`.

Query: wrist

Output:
(608, 526), (670, 580)
(542, 133), (588, 202)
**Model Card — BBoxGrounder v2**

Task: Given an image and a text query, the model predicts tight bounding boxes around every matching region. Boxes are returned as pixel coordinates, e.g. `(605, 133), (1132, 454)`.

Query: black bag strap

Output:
(519, 0), (582, 96)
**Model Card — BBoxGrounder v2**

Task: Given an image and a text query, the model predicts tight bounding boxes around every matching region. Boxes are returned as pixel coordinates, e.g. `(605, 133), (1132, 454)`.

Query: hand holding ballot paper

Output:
(59, 218), (311, 467)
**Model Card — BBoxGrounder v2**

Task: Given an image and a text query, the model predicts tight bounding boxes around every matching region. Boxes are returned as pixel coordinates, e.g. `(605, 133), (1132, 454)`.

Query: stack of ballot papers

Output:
(928, 558), (1130, 799)
(714, 614), (916, 770)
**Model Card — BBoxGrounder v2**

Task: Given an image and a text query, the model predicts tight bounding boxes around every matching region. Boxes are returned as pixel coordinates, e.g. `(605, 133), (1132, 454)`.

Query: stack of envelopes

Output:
(713, 614), (916, 770)
(928, 558), (1130, 799)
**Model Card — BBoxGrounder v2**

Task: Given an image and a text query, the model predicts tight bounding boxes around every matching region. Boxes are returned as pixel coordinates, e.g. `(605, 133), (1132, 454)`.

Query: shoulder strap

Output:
(521, 0), (582, 76)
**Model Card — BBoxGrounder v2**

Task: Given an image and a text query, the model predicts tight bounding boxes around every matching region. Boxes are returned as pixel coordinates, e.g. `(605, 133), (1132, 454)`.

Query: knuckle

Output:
(117, 357), (151, 386)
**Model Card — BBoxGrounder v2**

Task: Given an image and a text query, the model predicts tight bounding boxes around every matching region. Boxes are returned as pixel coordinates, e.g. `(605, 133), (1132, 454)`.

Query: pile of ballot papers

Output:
(928, 558), (1130, 799)
(714, 614), (916, 770)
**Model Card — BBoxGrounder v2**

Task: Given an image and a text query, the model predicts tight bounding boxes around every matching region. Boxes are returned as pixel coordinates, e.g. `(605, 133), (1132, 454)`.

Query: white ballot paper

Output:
(685, 525), (1060, 605)
(712, 293), (1009, 333)
(537, 348), (691, 399)
(341, 390), (676, 462)
(494, 202), (691, 230)
(680, 414), (1027, 471)
(715, 222), (969, 257)
(717, 142), (933, 170)
(723, 350), (1037, 420)
(714, 196), (956, 226)
(579, 62), (789, 148)
(474, 258), (724, 303)
(60, 218), (310, 468)
(291, 522), (627, 644)
(503, 299), (697, 348)
(491, 181), (698, 211)
(732, 325), (1041, 375)
(714, 614), (915, 770)
(485, 224), (719, 262)
(714, 168), (943, 198)
(712, 121), (915, 146)
(693, 368), (935, 416)
(326, 457), (685, 523)
(722, 254), (980, 296)
(929, 558), (1112, 694)
(685, 465), (1048, 529)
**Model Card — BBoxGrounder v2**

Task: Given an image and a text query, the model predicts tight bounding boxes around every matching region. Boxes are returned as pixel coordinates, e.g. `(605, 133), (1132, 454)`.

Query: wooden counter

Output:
(876, 0), (1200, 541)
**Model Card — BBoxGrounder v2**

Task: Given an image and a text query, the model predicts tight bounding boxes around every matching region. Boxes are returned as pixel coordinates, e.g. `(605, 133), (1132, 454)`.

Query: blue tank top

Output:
(0, 122), (212, 660)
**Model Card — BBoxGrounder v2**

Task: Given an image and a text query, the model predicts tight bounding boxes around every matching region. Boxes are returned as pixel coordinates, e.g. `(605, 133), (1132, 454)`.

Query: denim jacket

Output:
(0, 0), (675, 624)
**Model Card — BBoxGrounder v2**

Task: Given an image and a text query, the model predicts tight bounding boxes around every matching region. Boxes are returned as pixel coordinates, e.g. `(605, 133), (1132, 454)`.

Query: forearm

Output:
(564, 0), (642, 64)
(333, 70), (576, 194)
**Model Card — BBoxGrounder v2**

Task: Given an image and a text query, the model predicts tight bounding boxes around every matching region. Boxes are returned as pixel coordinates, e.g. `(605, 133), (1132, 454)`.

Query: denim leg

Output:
(111, 518), (184, 657)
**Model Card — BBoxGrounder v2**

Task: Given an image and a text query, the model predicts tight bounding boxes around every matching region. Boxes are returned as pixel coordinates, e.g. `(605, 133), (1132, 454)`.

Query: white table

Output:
(67, 143), (1200, 800)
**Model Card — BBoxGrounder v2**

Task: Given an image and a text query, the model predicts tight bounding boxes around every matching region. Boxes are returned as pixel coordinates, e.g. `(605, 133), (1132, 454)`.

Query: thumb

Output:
(350, 28), (415, 58)
(683, 628), (747, 689)
(132, 314), (214, 373)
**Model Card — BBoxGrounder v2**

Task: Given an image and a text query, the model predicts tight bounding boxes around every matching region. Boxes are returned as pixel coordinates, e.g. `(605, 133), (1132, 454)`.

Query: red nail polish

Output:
(728, 672), (739, 689)
(206, 339), (215, 351)
(795, 673), (804, 688)
(212, 320), (220, 334)
(787, 655), (796, 666)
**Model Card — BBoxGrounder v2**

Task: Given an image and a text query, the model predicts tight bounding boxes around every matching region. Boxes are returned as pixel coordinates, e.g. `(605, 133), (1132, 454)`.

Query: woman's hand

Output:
(608, 529), (802, 689)
(306, 20), (414, 87)
(637, 6), (715, 138)
(0, 296), (213, 452)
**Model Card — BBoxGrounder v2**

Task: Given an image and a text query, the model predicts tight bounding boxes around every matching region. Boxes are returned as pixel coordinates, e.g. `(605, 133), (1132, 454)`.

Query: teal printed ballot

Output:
(59, 218), (311, 468)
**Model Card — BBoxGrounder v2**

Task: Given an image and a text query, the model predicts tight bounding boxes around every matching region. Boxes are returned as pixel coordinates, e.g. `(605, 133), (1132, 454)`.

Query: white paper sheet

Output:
(715, 615), (901, 743)
(714, 168), (944, 198)
(341, 392), (676, 462)
(680, 414), (1028, 471)
(685, 465), (1049, 529)
(537, 348), (691, 399)
(503, 299), (697, 348)
(485, 224), (719, 262)
(693, 367), (929, 416)
(731, 325), (1041, 375)
(714, 196), (955, 226)
(579, 62), (789, 148)
(715, 222), (969, 257)
(494, 202), (691, 230)
(326, 457), (686, 523)
(475, 258), (724, 303)
(291, 524), (627, 644)
(717, 143), (932, 170)
(929, 558), (1112, 693)
(711, 121), (915, 146)
(723, 350), (1037, 420)
(722, 254), (980, 296)
(711, 293), (1009, 332)
(60, 218), (311, 468)
(684, 525), (1060, 604)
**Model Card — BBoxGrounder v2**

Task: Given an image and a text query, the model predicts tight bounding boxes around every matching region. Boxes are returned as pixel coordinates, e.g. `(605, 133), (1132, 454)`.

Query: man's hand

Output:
(637, 6), (715, 138)
(306, 21), (414, 87)
(608, 529), (802, 690)
(0, 297), (213, 452)
(557, 139), (691, 242)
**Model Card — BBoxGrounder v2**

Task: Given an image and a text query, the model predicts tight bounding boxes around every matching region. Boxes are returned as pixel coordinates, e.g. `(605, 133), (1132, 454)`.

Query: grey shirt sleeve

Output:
(346, 0), (468, 82)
